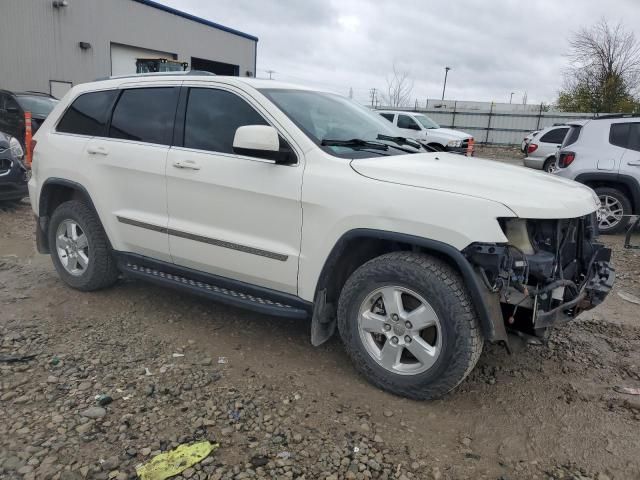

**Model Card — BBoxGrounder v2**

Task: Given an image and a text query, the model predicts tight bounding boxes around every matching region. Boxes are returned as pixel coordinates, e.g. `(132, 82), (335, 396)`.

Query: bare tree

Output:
(381, 64), (414, 107)
(558, 19), (640, 112)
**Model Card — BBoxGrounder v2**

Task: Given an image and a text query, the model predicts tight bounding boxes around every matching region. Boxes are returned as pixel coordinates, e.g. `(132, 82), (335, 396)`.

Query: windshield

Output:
(15, 95), (58, 116)
(415, 114), (439, 129)
(259, 89), (410, 157)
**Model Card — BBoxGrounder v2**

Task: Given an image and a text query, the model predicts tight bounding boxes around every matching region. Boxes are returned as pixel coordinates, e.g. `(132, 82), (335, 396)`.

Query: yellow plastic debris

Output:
(136, 441), (219, 480)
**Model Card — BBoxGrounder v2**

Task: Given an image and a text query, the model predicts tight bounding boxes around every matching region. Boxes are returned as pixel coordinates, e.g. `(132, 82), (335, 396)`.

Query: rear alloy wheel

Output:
(48, 200), (120, 291)
(543, 158), (555, 173)
(594, 187), (631, 234)
(338, 252), (483, 400)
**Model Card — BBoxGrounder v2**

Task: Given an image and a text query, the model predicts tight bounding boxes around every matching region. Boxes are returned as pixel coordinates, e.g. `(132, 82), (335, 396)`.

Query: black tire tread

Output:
(48, 200), (119, 291)
(338, 251), (483, 400)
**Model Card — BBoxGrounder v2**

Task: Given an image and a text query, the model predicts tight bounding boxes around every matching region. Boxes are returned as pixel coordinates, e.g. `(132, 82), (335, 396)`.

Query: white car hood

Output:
(351, 152), (600, 219)
(430, 128), (471, 140)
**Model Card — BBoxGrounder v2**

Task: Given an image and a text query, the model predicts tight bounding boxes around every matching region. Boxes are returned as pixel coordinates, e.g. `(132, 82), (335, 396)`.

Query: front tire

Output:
(594, 187), (631, 234)
(48, 200), (119, 291)
(337, 252), (483, 400)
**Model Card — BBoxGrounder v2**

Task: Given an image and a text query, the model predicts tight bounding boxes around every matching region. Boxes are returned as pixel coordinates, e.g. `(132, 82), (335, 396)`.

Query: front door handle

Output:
(628, 160), (640, 166)
(173, 159), (201, 170)
(86, 145), (109, 155)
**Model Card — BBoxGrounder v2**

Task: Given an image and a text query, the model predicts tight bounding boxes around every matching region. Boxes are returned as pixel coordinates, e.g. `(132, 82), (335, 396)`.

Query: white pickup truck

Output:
(377, 110), (473, 153)
(28, 73), (613, 399)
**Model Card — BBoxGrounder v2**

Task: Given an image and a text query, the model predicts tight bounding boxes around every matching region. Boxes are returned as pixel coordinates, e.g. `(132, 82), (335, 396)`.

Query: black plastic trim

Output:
(315, 229), (499, 341)
(574, 172), (640, 213)
(115, 252), (310, 319)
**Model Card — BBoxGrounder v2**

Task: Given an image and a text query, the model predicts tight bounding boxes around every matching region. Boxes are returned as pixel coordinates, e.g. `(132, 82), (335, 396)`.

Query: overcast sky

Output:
(162, 0), (640, 106)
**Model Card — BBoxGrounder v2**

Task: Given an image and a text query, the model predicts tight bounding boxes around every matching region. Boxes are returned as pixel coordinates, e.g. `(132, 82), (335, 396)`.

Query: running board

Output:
(118, 255), (309, 319)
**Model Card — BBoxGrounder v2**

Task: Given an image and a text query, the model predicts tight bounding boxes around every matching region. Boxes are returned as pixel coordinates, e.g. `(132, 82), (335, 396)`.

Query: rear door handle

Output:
(628, 160), (640, 166)
(173, 159), (201, 170)
(86, 145), (109, 155)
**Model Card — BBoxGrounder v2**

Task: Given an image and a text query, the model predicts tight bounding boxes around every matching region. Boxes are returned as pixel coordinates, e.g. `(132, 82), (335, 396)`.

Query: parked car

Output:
(0, 131), (29, 201)
(554, 115), (640, 234)
(377, 110), (473, 153)
(523, 125), (569, 172)
(0, 90), (59, 149)
(521, 130), (539, 153)
(29, 74), (613, 400)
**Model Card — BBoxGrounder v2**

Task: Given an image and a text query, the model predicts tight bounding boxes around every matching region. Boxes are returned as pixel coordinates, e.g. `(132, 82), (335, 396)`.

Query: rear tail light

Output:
(558, 151), (575, 168)
(527, 143), (538, 154)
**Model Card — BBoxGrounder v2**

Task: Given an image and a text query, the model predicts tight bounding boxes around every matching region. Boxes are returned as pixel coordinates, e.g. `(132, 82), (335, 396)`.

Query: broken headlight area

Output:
(464, 215), (614, 337)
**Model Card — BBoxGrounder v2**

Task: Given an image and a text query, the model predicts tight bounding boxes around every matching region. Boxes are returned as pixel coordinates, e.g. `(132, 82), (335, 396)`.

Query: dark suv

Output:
(0, 131), (28, 201)
(0, 90), (58, 148)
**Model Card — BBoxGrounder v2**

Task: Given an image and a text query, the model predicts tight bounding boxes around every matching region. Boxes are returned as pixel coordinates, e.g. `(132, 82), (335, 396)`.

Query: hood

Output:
(351, 152), (600, 219)
(429, 128), (471, 140)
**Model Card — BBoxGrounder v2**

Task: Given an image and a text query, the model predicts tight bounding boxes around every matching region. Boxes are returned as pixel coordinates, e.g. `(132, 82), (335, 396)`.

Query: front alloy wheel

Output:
(358, 286), (442, 375)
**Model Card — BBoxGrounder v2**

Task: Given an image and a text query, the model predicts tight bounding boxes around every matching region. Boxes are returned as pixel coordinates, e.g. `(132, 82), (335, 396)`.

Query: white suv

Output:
(29, 73), (614, 399)
(554, 116), (640, 234)
(377, 110), (473, 153)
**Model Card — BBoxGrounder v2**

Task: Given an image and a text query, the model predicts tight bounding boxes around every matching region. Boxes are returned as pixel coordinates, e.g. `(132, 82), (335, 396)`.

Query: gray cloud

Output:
(163, 0), (640, 105)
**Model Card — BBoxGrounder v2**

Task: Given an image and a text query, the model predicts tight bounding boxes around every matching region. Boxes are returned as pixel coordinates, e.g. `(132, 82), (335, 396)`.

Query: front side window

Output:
(414, 114), (440, 129)
(397, 114), (420, 130)
(57, 90), (118, 136)
(109, 87), (178, 145)
(183, 88), (267, 154)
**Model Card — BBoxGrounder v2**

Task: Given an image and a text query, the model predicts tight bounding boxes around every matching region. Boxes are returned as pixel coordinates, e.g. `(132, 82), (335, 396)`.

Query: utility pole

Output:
(266, 70), (275, 80)
(441, 66), (451, 100)
(509, 92), (515, 104)
(369, 88), (377, 108)
(522, 91), (528, 105)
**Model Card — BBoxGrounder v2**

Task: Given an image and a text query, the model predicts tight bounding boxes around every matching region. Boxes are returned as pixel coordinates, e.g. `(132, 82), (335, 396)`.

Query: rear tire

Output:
(48, 200), (119, 291)
(542, 158), (555, 172)
(594, 187), (631, 234)
(337, 252), (483, 400)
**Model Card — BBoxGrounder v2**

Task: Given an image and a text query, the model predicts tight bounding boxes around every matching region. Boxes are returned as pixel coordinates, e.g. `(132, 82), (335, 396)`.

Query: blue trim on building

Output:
(132, 0), (259, 42)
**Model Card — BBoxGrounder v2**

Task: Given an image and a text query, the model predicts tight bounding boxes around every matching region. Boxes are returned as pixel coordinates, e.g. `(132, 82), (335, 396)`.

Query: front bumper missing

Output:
(534, 255), (614, 328)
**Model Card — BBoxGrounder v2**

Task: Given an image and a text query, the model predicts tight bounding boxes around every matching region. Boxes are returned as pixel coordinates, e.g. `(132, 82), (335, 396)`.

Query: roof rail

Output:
(96, 70), (216, 81)
(592, 113), (640, 120)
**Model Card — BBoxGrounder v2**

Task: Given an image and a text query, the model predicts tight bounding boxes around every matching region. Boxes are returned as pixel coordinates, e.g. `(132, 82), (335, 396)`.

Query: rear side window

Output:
(57, 90), (118, 136)
(109, 88), (178, 145)
(539, 127), (568, 144)
(397, 114), (419, 129)
(626, 123), (640, 152)
(609, 123), (630, 148)
(183, 88), (267, 154)
(379, 113), (394, 122)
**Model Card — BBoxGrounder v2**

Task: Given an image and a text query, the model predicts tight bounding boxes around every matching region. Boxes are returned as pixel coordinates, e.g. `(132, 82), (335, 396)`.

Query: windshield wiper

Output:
(321, 138), (389, 151)
(376, 134), (422, 150)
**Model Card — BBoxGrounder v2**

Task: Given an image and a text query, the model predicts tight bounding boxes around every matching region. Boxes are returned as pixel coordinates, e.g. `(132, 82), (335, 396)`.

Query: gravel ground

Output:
(1, 193), (640, 480)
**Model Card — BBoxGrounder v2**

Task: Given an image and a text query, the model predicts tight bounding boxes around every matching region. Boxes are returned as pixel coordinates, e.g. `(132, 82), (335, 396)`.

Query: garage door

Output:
(110, 43), (177, 76)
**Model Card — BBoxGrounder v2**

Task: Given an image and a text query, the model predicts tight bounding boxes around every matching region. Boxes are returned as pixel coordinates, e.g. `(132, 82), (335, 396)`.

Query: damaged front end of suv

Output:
(464, 214), (614, 343)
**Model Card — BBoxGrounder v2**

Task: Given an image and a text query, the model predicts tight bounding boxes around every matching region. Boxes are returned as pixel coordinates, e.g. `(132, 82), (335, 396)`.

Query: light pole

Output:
(441, 67), (451, 101)
(509, 92), (515, 104)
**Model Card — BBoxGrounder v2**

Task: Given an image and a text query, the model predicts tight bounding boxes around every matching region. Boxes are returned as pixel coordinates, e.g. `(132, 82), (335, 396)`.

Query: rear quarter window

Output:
(563, 125), (582, 147)
(379, 113), (394, 122)
(56, 90), (118, 136)
(539, 127), (568, 144)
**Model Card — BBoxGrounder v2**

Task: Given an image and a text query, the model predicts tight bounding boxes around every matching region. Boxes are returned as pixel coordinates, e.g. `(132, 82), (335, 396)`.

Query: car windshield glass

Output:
(259, 88), (406, 157)
(415, 114), (439, 129)
(15, 95), (58, 116)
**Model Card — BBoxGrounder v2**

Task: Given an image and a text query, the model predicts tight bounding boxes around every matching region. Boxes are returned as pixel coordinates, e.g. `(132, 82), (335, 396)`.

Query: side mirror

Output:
(232, 125), (295, 165)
